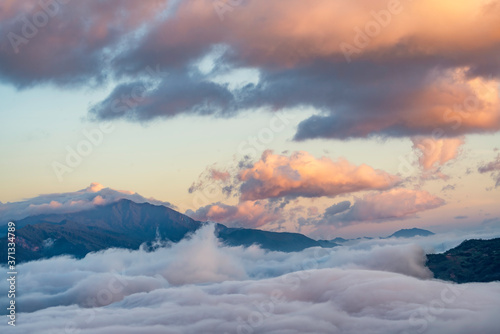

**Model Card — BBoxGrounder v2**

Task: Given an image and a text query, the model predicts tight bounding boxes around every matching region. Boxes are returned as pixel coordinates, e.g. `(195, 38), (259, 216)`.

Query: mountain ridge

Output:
(0, 199), (337, 263)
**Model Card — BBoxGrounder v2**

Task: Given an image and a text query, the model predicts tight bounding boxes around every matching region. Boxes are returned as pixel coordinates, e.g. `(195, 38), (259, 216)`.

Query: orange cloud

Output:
(239, 151), (400, 201)
(186, 201), (280, 228)
(163, 0), (500, 66)
(412, 136), (465, 170)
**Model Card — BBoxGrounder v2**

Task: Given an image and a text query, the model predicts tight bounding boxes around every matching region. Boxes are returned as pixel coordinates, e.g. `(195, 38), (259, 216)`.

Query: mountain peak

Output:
(388, 228), (435, 238)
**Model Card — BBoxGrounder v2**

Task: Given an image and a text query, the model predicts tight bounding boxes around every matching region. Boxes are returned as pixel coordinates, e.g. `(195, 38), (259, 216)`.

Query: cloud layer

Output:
(1, 0), (499, 141)
(1, 225), (500, 334)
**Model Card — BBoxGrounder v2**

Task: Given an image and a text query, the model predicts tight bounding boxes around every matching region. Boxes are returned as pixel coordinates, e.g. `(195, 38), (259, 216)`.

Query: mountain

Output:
(0, 199), (336, 263)
(219, 225), (336, 252)
(330, 237), (349, 243)
(387, 228), (435, 238)
(426, 238), (500, 283)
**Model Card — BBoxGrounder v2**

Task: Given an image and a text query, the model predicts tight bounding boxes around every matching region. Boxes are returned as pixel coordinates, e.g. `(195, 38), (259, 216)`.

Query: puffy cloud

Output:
(186, 201), (280, 228)
(412, 136), (465, 171)
(239, 151), (400, 201)
(2, 1), (500, 140)
(1, 224), (500, 334)
(478, 154), (500, 187)
(319, 189), (445, 227)
(0, 182), (176, 225)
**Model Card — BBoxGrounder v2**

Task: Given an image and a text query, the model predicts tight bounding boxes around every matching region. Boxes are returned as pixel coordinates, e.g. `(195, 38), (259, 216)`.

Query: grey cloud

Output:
(89, 68), (236, 121)
(478, 155), (500, 187)
(478, 155), (500, 174)
(442, 184), (456, 191)
(314, 189), (445, 228)
(324, 201), (352, 217)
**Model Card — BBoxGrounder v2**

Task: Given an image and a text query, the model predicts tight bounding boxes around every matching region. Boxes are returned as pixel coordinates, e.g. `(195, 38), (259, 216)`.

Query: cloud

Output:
(0, 182), (176, 225)
(186, 201), (281, 228)
(188, 165), (234, 195)
(2, 1), (500, 141)
(2, 224), (500, 334)
(239, 151), (400, 201)
(0, 0), (169, 87)
(88, 68), (235, 121)
(412, 136), (465, 171)
(317, 189), (445, 227)
(478, 154), (500, 187)
(442, 184), (456, 192)
(293, 69), (500, 140)
(324, 201), (352, 217)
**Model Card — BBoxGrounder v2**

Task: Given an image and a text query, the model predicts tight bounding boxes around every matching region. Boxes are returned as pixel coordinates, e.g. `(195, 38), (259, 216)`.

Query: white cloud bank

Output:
(0, 224), (499, 334)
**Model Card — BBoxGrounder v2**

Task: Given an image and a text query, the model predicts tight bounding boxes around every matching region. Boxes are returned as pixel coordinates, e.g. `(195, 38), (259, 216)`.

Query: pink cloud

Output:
(209, 168), (231, 182)
(326, 189), (446, 225)
(412, 136), (465, 170)
(239, 150), (400, 201)
(186, 201), (280, 228)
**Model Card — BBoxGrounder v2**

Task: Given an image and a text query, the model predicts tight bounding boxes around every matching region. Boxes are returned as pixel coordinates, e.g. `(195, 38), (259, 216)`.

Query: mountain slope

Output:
(0, 199), (335, 263)
(0, 200), (202, 262)
(426, 238), (500, 283)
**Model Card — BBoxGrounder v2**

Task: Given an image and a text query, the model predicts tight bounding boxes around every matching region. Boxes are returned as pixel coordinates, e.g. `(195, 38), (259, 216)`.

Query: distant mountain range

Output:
(426, 238), (500, 283)
(0, 198), (441, 264)
(387, 228), (435, 238)
(324, 228), (435, 244)
(6, 199), (498, 284)
(0, 199), (338, 263)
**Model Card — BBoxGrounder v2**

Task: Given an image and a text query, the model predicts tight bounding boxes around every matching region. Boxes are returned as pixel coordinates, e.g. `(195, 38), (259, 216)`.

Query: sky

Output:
(1, 0), (500, 239)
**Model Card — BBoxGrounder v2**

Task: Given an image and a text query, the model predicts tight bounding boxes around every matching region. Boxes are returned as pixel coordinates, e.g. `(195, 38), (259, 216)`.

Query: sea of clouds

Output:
(1, 224), (500, 334)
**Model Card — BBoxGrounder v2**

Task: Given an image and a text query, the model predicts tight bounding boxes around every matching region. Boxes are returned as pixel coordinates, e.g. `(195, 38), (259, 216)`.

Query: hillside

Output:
(426, 238), (500, 283)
